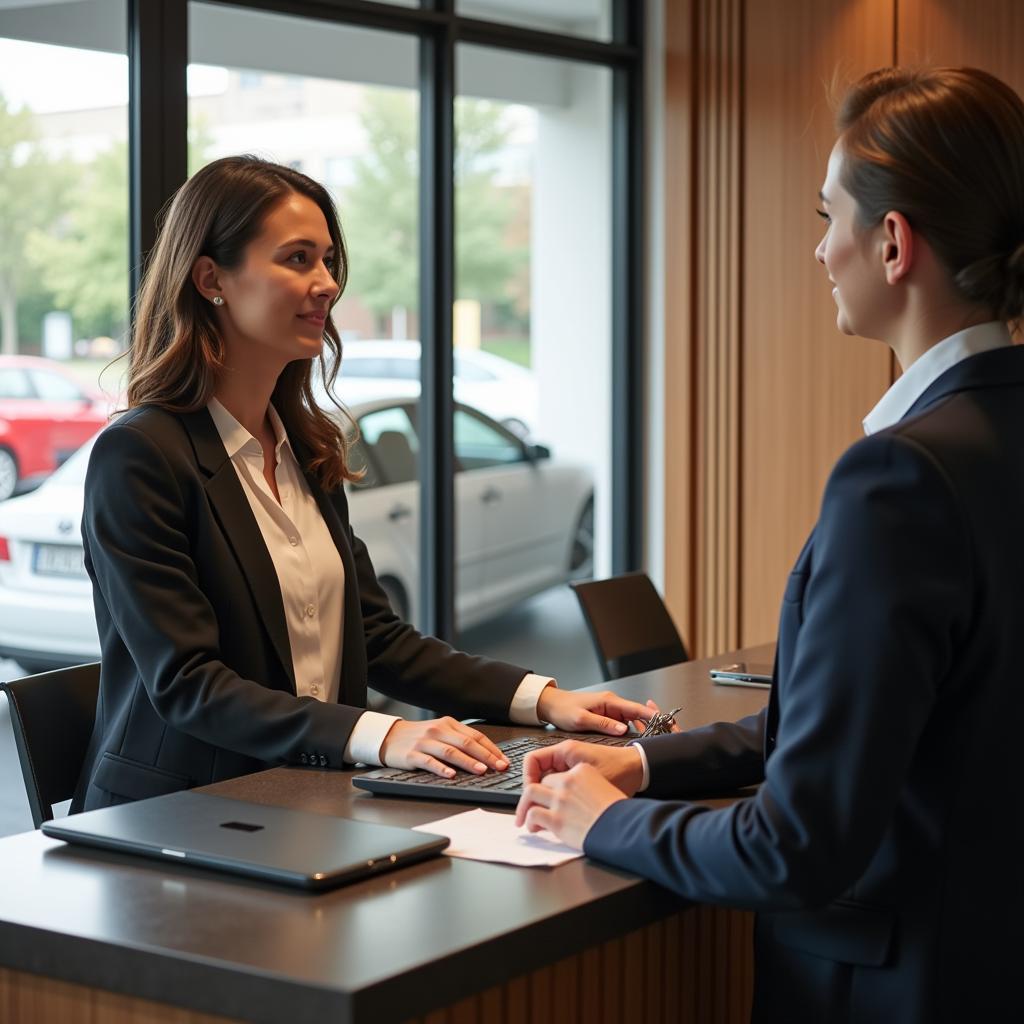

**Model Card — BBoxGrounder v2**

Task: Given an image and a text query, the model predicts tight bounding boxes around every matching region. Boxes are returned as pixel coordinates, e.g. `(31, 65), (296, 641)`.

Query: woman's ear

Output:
(192, 256), (224, 304)
(881, 211), (914, 285)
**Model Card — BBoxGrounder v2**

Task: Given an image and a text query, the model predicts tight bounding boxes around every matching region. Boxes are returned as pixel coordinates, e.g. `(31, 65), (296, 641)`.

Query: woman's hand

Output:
(514, 756), (630, 850)
(536, 687), (671, 736)
(522, 738), (645, 796)
(379, 717), (509, 778)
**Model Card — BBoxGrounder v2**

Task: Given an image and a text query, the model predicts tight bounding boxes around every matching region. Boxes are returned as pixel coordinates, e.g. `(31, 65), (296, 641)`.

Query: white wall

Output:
(531, 60), (613, 577)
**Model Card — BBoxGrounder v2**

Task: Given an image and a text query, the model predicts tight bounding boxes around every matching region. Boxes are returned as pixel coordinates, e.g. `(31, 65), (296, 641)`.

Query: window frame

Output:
(127, 0), (645, 642)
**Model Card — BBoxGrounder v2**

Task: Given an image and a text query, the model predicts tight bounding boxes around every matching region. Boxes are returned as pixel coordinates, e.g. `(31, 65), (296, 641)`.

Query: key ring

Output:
(638, 706), (683, 738)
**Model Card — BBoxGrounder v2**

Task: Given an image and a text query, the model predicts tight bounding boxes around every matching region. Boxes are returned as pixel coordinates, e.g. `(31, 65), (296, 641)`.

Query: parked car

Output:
(0, 399), (593, 673)
(328, 340), (539, 438)
(0, 356), (111, 501)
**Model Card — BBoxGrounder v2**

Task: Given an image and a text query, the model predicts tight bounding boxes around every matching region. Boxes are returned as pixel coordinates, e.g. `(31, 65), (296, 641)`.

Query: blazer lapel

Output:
(180, 409), (296, 693)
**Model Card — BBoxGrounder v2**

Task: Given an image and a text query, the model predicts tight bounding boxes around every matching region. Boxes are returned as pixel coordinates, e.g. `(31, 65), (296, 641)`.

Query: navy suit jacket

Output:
(586, 345), (1024, 1023)
(72, 405), (528, 812)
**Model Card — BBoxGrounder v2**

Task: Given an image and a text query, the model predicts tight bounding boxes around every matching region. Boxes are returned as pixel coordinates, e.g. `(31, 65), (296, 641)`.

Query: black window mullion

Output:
(418, 5), (456, 643)
(611, 0), (644, 573)
(128, 0), (188, 307)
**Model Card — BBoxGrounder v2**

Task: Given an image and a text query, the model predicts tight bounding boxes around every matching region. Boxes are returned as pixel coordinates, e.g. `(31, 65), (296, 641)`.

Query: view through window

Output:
(0, 1), (627, 834)
(0, 0), (128, 831)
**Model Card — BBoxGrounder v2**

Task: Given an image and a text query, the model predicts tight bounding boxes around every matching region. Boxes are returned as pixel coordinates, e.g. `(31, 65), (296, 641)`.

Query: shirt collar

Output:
(207, 397), (294, 463)
(862, 321), (1012, 435)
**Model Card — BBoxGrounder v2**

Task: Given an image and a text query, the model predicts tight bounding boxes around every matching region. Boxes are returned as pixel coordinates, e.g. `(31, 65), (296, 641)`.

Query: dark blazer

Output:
(71, 405), (528, 812)
(585, 345), (1024, 1023)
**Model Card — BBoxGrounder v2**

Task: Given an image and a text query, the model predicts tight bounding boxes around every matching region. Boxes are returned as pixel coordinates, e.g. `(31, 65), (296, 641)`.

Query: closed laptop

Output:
(42, 790), (449, 890)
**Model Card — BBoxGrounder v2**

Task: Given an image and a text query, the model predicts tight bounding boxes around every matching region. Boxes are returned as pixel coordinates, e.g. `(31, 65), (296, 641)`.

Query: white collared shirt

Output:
(862, 321), (1012, 435)
(207, 398), (553, 767)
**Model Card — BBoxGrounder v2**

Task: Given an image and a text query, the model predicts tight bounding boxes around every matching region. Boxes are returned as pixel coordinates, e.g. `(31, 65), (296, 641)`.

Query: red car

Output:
(0, 356), (111, 501)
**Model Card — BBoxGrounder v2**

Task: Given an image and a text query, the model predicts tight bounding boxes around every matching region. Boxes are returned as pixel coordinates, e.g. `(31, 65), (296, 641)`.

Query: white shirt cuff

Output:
(508, 673), (556, 726)
(344, 710), (402, 766)
(629, 740), (651, 792)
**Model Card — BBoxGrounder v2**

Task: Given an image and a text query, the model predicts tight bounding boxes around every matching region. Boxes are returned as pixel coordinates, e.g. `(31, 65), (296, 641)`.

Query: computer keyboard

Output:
(353, 732), (632, 806)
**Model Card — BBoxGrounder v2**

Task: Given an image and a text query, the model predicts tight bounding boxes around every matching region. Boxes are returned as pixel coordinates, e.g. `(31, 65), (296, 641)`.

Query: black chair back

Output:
(0, 663), (100, 828)
(570, 573), (689, 681)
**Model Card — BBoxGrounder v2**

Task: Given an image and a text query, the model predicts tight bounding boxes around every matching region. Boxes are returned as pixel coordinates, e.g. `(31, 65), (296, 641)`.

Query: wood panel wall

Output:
(662, 0), (1024, 654)
(663, 0), (744, 659)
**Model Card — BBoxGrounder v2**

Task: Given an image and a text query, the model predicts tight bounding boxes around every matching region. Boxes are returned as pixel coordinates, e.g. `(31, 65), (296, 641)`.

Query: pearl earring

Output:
(212, 296), (224, 306)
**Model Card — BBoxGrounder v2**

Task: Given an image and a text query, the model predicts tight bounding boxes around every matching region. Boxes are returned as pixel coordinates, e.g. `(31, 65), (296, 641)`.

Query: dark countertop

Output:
(0, 645), (772, 1024)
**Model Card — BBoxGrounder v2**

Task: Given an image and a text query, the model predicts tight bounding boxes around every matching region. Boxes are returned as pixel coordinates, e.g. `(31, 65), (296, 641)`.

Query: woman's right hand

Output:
(379, 717), (510, 778)
(521, 740), (646, 797)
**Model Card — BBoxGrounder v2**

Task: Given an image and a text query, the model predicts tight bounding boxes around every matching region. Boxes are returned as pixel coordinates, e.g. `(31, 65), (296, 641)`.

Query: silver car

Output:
(0, 399), (593, 673)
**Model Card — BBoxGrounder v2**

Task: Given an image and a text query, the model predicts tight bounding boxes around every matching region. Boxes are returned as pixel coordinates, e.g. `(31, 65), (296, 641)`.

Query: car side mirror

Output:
(525, 443), (550, 462)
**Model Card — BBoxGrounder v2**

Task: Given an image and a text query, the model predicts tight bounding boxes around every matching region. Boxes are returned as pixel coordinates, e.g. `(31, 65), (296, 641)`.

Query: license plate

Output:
(34, 543), (87, 578)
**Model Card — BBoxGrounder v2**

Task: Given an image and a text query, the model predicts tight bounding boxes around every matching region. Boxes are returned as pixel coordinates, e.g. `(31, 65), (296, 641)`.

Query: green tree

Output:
(340, 91), (525, 327)
(0, 92), (71, 354)
(28, 115), (212, 345)
(31, 140), (129, 341)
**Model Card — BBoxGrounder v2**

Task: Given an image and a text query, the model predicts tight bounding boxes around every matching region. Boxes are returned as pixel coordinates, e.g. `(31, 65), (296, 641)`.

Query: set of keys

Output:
(636, 706), (683, 738)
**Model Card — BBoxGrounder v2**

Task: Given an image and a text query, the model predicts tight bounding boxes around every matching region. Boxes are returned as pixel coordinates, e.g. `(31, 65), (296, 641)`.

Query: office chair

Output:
(570, 572), (689, 682)
(0, 662), (100, 828)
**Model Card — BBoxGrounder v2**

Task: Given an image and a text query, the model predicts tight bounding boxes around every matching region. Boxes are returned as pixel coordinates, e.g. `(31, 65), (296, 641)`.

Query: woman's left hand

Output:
(515, 763), (626, 850)
(536, 686), (665, 735)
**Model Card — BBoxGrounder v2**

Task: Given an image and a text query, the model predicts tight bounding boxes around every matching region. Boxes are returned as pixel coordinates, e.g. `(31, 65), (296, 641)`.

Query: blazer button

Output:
(300, 753), (309, 765)
(319, 755), (328, 767)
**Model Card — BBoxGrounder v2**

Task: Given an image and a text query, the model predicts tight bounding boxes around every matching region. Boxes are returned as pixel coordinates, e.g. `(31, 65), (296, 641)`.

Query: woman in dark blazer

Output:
(514, 67), (1024, 1022)
(72, 156), (656, 813)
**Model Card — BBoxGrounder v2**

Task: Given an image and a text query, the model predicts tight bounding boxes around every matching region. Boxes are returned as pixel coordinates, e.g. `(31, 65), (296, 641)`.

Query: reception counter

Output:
(0, 646), (771, 1024)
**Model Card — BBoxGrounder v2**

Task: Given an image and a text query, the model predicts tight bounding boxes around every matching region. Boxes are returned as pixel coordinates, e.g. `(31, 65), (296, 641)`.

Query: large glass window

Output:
(452, 47), (610, 682)
(0, 1), (639, 834)
(457, 0), (613, 42)
(0, 0), (128, 831)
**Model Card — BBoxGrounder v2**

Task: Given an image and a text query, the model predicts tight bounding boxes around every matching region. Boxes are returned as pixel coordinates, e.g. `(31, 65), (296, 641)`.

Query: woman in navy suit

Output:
(72, 156), (658, 813)
(515, 67), (1024, 1022)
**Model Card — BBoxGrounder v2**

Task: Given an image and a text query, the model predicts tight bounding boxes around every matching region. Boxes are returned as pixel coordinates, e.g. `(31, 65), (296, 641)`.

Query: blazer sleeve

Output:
(584, 433), (971, 910)
(344, 513), (531, 721)
(637, 710), (767, 799)
(84, 421), (364, 766)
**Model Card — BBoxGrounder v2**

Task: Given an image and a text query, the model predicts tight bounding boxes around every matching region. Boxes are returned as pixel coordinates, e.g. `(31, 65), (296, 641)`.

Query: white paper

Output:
(413, 808), (584, 867)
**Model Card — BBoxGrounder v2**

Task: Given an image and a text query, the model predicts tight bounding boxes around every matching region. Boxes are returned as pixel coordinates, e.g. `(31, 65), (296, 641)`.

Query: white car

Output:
(0, 399), (593, 673)
(329, 340), (539, 438)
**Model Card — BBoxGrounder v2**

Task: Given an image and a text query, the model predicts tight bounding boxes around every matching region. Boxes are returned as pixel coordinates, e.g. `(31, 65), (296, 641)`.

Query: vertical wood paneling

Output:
(739, 0), (895, 645)
(694, 0), (742, 658)
(663, 0), (743, 659)
(0, 967), (235, 1024)
(400, 905), (752, 1024)
(668, 0), (1024, 651)
(897, 0), (1024, 95)
(662, 0), (697, 651)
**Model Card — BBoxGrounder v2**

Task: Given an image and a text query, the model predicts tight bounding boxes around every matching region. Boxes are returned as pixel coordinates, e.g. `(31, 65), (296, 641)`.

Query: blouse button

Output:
(289, 536), (298, 546)
(311, 683), (320, 696)
(305, 603), (316, 618)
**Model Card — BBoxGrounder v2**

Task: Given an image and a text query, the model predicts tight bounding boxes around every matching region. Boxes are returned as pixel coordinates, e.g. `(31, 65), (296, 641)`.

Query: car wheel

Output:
(0, 447), (18, 502)
(569, 496), (595, 578)
(379, 576), (409, 621)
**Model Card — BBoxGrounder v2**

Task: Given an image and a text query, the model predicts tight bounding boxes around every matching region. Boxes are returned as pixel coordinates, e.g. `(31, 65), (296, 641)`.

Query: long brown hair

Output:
(127, 155), (359, 488)
(837, 67), (1024, 323)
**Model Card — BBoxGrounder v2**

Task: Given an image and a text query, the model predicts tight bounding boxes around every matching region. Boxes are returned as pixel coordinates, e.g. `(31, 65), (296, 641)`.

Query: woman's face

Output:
(215, 191), (339, 367)
(814, 144), (887, 338)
